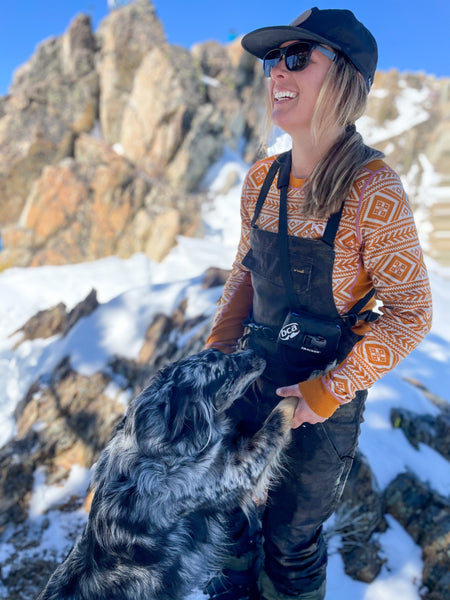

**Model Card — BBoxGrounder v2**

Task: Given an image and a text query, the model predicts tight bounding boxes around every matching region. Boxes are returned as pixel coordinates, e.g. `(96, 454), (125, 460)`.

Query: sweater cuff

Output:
(298, 377), (341, 419)
(204, 340), (236, 354)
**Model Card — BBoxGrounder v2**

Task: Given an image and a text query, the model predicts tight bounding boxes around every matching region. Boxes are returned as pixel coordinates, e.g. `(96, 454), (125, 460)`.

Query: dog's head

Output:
(130, 349), (265, 456)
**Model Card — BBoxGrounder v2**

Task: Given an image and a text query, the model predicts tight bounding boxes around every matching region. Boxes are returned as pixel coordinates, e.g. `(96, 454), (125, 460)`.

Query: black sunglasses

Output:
(263, 41), (336, 78)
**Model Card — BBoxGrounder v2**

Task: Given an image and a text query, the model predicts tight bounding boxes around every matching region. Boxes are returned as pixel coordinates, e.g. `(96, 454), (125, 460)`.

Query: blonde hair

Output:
(263, 54), (384, 218)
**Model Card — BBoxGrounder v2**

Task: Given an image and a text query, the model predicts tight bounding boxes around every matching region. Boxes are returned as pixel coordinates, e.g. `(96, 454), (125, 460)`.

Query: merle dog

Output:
(37, 349), (296, 600)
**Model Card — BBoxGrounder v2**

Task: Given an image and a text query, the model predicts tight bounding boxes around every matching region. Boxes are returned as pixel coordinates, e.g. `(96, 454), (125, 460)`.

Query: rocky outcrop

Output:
(384, 472), (450, 600)
(11, 288), (99, 347)
(2, 2), (448, 269)
(96, 0), (166, 145)
(391, 406), (450, 460)
(0, 270), (219, 531)
(328, 413), (450, 599)
(1, 134), (204, 266)
(0, 14), (99, 225)
(0, 0), (265, 269)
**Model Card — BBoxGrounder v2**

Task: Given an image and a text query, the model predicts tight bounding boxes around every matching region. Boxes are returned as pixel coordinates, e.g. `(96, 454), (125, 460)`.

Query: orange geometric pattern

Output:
(206, 155), (433, 414)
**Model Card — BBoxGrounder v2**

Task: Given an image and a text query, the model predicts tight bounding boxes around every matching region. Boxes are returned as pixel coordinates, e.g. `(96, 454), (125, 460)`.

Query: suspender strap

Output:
(276, 150), (292, 188)
(322, 201), (345, 247)
(348, 288), (375, 315)
(251, 151), (291, 227)
(277, 153), (299, 309)
(344, 288), (378, 325)
(252, 151), (377, 320)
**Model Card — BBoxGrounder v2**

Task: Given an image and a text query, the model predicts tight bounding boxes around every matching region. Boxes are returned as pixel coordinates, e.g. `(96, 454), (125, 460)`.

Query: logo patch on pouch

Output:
(279, 322), (301, 341)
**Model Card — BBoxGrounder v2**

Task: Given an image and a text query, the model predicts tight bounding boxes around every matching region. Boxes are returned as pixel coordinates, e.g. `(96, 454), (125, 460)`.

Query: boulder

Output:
(335, 450), (387, 583)
(0, 14), (98, 225)
(0, 135), (203, 267)
(384, 471), (450, 599)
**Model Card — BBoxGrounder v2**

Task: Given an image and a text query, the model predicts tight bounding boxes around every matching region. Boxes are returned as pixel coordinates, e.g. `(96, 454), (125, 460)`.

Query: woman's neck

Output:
(290, 126), (343, 179)
(290, 144), (321, 179)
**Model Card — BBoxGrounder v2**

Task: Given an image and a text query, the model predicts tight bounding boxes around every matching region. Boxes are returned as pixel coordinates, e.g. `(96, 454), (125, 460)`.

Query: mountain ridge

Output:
(0, 0), (449, 269)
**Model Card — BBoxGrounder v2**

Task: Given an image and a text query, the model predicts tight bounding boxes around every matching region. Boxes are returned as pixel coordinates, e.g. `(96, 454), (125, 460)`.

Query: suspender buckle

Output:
(245, 322), (277, 341)
(342, 314), (359, 327)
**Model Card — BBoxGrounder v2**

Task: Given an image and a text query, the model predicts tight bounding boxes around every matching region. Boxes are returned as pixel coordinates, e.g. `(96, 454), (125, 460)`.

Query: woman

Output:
(204, 7), (432, 600)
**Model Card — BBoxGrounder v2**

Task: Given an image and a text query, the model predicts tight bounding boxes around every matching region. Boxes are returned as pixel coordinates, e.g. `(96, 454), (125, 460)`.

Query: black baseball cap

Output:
(241, 7), (378, 90)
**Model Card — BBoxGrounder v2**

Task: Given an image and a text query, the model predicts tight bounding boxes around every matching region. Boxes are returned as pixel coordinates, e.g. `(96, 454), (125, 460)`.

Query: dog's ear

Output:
(164, 383), (192, 442)
(132, 379), (191, 450)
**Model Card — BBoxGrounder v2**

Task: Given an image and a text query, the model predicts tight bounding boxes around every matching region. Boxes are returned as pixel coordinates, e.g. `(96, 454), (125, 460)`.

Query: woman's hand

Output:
(276, 384), (327, 428)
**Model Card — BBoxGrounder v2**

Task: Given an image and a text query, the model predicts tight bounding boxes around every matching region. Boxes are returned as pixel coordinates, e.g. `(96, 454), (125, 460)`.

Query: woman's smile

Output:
(273, 89), (299, 103)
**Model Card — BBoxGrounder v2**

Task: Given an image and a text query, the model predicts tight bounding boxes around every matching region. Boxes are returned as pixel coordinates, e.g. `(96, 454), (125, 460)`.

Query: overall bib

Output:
(211, 152), (370, 599)
(241, 150), (372, 386)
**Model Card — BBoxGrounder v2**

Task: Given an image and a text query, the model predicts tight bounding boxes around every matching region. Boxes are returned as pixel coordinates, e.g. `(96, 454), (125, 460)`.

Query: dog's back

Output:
(38, 516), (223, 600)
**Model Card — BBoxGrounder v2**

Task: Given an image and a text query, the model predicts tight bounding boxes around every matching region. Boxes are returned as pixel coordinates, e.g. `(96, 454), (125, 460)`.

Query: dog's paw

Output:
(275, 396), (297, 428)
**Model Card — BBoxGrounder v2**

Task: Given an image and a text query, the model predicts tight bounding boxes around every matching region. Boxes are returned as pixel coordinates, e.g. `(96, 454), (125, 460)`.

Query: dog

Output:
(36, 348), (296, 600)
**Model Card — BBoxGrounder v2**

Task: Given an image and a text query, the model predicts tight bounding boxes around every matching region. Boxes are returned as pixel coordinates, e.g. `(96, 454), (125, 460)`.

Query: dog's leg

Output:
(269, 396), (298, 428)
(246, 396), (297, 502)
(215, 397), (297, 506)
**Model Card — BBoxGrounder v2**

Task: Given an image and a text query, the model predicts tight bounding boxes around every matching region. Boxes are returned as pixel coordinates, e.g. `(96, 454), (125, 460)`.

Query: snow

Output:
(326, 515), (423, 600)
(357, 80), (431, 146)
(29, 465), (91, 520)
(1, 143), (449, 600)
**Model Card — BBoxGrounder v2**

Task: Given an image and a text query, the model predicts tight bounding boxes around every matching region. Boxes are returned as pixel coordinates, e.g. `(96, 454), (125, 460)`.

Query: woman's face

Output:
(269, 41), (333, 137)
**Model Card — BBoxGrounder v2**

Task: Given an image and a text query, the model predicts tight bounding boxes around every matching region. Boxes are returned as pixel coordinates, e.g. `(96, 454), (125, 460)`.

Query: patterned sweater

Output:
(205, 156), (433, 418)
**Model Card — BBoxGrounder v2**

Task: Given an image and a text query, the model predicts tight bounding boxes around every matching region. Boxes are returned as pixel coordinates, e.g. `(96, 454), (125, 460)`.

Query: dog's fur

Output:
(37, 349), (296, 600)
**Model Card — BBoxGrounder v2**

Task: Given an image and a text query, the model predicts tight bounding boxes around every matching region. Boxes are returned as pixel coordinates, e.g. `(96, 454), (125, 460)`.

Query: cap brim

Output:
(241, 26), (339, 59)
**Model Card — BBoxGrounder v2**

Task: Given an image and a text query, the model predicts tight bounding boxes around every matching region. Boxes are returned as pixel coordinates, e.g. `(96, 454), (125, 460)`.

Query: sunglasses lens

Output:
(263, 49), (282, 77)
(263, 42), (314, 77)
(285, 43), (311, 71)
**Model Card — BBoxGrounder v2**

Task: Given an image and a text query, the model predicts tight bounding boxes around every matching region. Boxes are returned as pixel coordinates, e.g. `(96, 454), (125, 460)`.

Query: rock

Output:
(422, 512), (450, 600)
(384, 471), (450, 599)
(338, 540), (385, 583)
(362, 70), (450, 265)
(13, 356), (125, 481)
(0, 353), (125, 534)
(391, 407), (450, 460)
(334, 450), (387, 583)
(97, 0), (166, 144)
(1, 3), (449, 267)
(0, 135), (204, 267)
(11, 289), (98, 348)
(0, 437), (35, 531)
(10, 302), (67, 347)
(63, 288), (99, 335)
(202, 267), (232, 289)
(138, 313), (175, 365)
(0, 14), (98, 225)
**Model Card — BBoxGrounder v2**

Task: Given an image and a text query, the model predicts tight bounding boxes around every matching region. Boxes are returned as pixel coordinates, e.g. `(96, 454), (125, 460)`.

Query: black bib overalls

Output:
(219, 153), (368, 598)
(241, 150), (367, 387)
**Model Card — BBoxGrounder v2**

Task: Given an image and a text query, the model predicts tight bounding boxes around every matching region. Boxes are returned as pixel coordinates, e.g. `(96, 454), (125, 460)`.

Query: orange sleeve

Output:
(298, 378), (340, 418)
(300, 167), (432, 418)
(205, 270), (253, 353)
(205, 171), (254, 353)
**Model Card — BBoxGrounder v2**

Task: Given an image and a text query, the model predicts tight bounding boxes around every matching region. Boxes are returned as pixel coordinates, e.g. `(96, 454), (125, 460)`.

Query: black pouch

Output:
(277, 311), (342, 366)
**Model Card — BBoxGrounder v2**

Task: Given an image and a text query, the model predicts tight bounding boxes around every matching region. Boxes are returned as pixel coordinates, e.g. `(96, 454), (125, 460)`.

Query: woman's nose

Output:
(270, 58), (288, 79)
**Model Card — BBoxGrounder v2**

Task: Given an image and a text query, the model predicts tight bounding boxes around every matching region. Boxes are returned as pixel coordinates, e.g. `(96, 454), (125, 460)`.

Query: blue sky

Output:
(1, 0), (449, 96)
